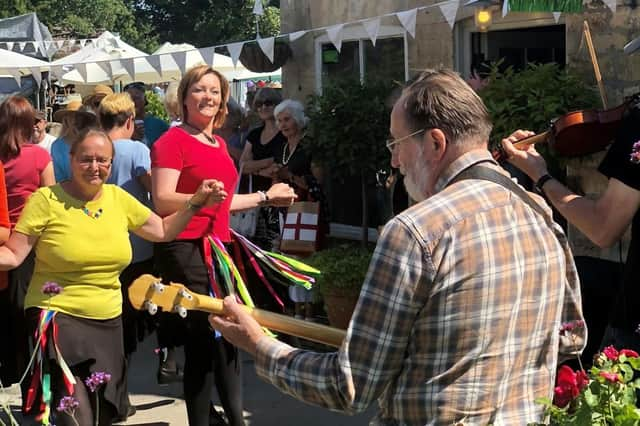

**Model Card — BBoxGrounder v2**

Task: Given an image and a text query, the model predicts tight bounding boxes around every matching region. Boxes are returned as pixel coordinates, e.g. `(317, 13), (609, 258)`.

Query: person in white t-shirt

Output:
(32, 110), (56, 153)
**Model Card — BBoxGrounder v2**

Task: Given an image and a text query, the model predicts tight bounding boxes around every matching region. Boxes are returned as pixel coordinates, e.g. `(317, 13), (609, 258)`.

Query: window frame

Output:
(314, 24), (409, 93)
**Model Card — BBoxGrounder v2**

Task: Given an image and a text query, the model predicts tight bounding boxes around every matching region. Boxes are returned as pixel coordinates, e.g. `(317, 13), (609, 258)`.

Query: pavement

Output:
(1, 334), (373, 425)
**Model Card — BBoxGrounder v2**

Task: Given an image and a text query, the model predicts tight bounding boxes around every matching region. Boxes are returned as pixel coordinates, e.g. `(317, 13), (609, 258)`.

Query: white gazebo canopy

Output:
(52, 31), (149, 85)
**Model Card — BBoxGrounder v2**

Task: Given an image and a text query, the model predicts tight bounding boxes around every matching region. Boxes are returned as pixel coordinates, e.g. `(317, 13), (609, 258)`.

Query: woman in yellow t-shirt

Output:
(0, 129), (227, 426)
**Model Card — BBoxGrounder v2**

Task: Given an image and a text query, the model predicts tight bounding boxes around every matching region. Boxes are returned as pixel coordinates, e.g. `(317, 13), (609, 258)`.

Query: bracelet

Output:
(186, 199), (204, 212)
(535, 174), (554, 194)
(257, 190), (270, 205)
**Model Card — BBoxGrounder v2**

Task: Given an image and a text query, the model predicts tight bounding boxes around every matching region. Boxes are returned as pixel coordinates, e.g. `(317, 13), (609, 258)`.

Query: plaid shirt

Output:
(256, 150), (584, 425)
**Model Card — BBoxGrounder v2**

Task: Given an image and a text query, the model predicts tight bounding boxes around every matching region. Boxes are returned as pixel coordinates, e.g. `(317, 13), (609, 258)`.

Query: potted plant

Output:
(305, 244), (373, 329)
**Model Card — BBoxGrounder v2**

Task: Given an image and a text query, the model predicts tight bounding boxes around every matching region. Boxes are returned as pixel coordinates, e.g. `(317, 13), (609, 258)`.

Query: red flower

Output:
(603, 346), (620, 361)
(554, 365), (582, 408)
(576, 369), (589, 391)
(620, 349), (639, 358)
(599, 371), (621, 383)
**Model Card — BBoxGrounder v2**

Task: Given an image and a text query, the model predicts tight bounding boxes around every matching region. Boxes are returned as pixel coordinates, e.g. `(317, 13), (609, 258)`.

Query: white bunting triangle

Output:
(76, 63), (88, 83)
(502, 0), (510, 17)
(362, 18), (381, 46)
(30, 68), (42, 87)
(6, 42), (14, 51)
(603, 0), (616, 12)
(8, 69), (21, 87)
(44, 41), (52, 50)
(121, 58), (136, 80)
(198, 47), (216, 66)
(439, 0), (459, 29)
(253, 0), (264, 16)
(257, 36), (275, 63)
(55, 40), (65, 49)
(289, 30), (307, 42)
(327, 23), (345, 52)
(81, 39), (89, 48)
(227, 42), (244, 67)
(145, 55), (163, 76)
(171, 51), (188, 74)
(18, 42), (27, 51)
(97, 61), (112, 79)
(552, 11), (562, 23)
(397, 8), (418, 38)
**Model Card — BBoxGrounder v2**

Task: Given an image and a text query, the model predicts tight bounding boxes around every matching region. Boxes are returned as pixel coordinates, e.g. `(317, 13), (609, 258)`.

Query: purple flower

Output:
(41, 281), (63, 296)
(560, 320), (585, 335)
(56, 396), (79, 412)
(84, 371), (111, 392)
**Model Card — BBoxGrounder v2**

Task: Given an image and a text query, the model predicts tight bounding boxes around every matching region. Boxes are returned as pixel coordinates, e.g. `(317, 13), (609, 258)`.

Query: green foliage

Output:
(132, 0), (280, 48)
(144, 90), (169, 123)
(538, 347), (640, 425)
(306, 78), (395, 184)
(305, 244), (373, 295)
(478, 61), (599, 151)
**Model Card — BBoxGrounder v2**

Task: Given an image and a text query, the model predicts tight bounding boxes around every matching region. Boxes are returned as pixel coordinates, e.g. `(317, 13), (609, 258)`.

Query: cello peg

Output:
(151, 281), (165, 293)
(178, 289), (193, 300)
(174, 305), (187, 318)
(145, 300), (158, 315)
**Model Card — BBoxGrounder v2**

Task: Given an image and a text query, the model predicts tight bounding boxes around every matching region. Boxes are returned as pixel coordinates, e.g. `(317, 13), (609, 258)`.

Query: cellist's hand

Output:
(501, 129), (549, 181)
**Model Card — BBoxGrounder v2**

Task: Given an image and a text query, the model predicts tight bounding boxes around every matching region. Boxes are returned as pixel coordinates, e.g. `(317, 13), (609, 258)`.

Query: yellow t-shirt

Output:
(15, 184), (151, 319)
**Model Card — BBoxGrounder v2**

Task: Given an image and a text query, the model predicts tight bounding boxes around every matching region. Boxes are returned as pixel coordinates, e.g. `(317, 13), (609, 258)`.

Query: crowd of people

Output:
(0, 65), (300, 425)
(0, 34), (639, 426)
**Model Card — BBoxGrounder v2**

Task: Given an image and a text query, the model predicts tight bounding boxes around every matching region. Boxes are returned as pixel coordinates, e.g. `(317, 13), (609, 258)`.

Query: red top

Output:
(0, 163), (10, 229)
(3, 144), (51, 228)
(151, 126), (238, 241)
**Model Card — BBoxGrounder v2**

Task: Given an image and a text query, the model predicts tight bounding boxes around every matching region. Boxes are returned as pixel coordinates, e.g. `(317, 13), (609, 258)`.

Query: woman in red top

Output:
(0, 96), (54, 387)
(151, 65), (295, 426)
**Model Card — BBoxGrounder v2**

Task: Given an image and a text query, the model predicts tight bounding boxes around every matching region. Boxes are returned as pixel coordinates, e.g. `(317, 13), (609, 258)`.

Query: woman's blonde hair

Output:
(178, 65), (230, 129)
(98, 93), (135, 131)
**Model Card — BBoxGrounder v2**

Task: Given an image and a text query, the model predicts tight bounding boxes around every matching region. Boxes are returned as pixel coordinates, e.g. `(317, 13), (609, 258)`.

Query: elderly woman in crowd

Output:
(0, 96), (54, 388)
(0, 128), (224, 425)
(268, 99), (327, 320)
(151, 64), (296, 426)
(239, 88), (286, 251)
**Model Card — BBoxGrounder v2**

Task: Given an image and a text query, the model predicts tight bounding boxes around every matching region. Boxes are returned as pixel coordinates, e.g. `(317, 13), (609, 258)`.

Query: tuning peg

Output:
(174, 305), (187, 318)
(151, 281), (165, 293)
(145, 300), (158, 315)
(178, 289), (193, 300)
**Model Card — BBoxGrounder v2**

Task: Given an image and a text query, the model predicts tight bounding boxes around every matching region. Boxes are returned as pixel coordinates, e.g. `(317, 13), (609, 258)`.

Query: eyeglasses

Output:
(255, 100), (276, 109)
(76, 156), (112, 167)
(385, 128), (427, 154)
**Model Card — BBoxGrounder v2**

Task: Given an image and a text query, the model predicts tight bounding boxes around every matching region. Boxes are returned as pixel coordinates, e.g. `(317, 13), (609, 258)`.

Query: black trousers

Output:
(120, 258), (155, 357)
(0, 250), (35, 387)
(154, 239), (245, 426)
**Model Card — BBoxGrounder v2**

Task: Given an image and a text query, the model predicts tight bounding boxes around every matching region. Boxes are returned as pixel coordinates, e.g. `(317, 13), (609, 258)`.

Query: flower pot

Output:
(322, 289), (360, 329)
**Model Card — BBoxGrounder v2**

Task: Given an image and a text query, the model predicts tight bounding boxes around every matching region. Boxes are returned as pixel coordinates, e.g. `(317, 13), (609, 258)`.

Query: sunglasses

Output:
(255, 100), (276, 109)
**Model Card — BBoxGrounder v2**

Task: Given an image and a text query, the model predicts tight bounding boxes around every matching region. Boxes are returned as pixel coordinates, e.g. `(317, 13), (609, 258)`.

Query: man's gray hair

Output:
(274, 99), (309, 129)
(401, 69), (492, 146)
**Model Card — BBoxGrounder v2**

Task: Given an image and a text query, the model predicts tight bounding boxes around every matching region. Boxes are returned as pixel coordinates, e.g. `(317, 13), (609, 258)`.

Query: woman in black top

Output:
(239, 88), (286, 250)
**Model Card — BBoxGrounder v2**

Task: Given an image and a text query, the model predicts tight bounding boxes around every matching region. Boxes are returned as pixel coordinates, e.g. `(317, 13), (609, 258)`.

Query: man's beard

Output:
(403, 158), (429, 202)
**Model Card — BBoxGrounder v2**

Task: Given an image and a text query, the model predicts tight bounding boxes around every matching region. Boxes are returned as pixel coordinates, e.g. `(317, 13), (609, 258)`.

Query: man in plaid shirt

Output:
(211, 69), (585, 425)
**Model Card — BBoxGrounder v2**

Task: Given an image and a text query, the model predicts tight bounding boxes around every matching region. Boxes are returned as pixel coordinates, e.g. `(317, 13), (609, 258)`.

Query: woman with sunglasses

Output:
(238, 88), (286, 250)
(0, 128), (224, 425)
(0, 96), (54, 389)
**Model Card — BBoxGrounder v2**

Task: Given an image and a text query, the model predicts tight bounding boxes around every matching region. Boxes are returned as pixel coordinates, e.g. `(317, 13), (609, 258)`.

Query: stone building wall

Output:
(280, 0), (640, 258)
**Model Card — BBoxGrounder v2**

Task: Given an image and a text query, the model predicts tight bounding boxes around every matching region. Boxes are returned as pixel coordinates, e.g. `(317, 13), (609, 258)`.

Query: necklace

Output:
(184, 123), (217, 145)
(82, 206), (103, 219)
(282, 143), (298, 165)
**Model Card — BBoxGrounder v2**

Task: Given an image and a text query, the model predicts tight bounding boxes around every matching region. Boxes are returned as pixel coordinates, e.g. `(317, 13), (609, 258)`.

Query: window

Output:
(315, 25), (408, 91)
